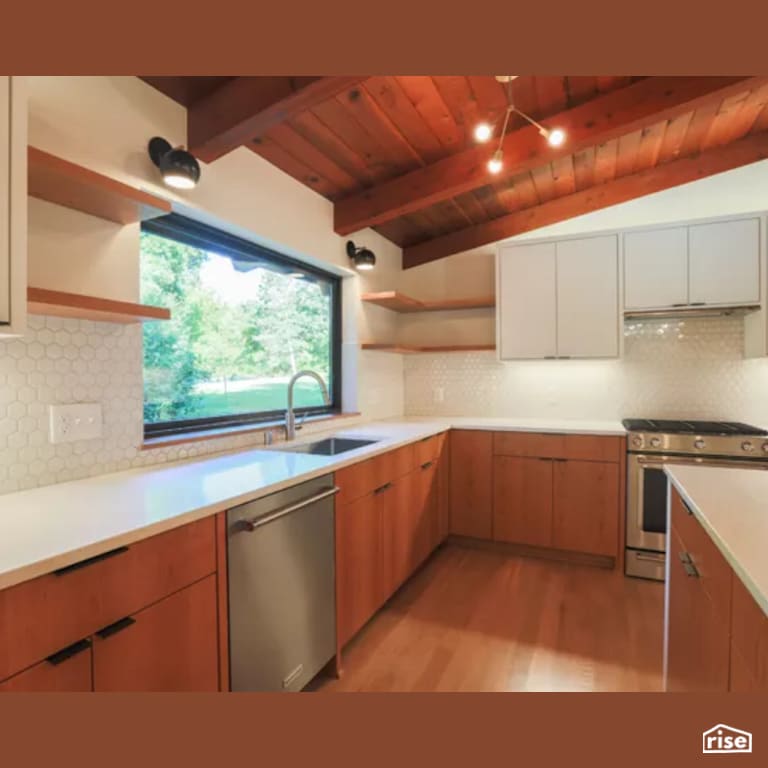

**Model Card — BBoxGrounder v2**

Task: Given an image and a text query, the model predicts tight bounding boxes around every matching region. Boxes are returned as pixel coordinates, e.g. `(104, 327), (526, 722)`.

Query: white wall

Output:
(25, 75), (404, 422)
(400, 160), (768, 423)
(0, 76), (407, 495)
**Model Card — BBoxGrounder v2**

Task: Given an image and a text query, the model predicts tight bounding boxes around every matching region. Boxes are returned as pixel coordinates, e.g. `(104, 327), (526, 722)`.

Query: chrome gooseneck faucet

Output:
(285, 370), (330, 440)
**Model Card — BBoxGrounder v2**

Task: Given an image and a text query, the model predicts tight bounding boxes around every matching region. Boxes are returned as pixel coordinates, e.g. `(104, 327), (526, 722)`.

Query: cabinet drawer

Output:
(92, 574), (219, 692)
(670, 492), (732, 620)
(493, 432), (563, 458)
(493, 431), (621, 463)
(0, 516), (216, 681)
(730, 576), (768, 691)
(414, 433), (445, 466)
(0, 639), (92, 692)
(336, 444), (416, 506)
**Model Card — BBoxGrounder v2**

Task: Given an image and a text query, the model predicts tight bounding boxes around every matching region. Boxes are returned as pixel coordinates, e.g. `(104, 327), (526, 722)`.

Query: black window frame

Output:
(141, 213), (342, 439)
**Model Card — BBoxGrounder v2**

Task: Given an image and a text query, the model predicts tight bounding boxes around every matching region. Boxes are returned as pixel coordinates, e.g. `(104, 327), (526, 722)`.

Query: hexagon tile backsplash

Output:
(3, 314), (768, 496)
(0, 316), (328, 496)
(405, 316), (768, 427)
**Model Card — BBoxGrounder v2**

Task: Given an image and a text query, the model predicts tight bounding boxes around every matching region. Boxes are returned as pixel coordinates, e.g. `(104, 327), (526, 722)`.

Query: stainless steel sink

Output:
(279, 437), (379, 456)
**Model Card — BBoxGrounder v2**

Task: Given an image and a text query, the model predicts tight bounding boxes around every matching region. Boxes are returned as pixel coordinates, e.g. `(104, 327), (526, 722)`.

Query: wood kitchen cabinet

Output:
(0, 516), (226, 692)
(93, 575), (219, 692)
(665, 491), (731, 692)
(0, 641), (92, 692)
(335, 434), (448, 650)
(552, 459), (619, 557)
(450, 430), (493, 539)
(336, 490), (382, 647)
(665, 487), (768, 692)
(491, 432), (622, 562)
(729, 573), (768, 692)
(494, 456), (553, 548)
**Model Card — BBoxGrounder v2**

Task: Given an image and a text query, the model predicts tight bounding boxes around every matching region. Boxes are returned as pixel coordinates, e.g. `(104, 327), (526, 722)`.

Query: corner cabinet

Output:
(0, 77), (26, 336)
(497, 235), (619, 360)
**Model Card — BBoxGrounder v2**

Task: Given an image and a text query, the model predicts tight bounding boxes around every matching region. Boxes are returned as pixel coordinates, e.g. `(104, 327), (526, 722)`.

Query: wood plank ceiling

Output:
(141, 76), (768, 268)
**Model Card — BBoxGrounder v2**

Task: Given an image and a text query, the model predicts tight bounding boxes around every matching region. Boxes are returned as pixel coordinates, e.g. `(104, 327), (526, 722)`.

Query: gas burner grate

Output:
(622, 418), (768, 436)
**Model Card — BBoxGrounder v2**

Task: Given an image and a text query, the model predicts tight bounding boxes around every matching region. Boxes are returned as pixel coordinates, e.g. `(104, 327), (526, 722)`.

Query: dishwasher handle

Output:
(237, 486), (340, 533)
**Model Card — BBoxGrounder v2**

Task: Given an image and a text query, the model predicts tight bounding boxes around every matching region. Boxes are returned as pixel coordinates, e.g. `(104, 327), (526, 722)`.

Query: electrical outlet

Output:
(49, 403), (103, 444)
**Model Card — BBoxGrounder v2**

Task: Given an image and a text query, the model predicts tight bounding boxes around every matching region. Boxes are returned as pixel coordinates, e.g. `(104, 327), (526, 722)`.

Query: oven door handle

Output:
(637, 455), (767, 469)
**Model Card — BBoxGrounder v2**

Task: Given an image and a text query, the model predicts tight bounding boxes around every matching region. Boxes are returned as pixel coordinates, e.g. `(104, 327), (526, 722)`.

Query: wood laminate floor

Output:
(315, 544), (664, 692)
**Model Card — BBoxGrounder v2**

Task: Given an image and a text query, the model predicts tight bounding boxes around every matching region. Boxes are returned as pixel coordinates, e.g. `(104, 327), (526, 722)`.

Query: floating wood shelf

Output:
(361, 291), (495, 313)
(28, 147), (172, 225)
(362, 343), (496, 354)
(28, 288), (171, 324)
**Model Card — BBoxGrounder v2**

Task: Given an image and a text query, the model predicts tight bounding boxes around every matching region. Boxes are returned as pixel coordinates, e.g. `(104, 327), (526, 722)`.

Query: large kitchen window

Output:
(140, 214), (341, 438)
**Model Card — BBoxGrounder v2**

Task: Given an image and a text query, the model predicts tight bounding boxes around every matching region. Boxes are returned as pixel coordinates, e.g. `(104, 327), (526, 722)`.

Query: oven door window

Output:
(641, 467), (668, 534)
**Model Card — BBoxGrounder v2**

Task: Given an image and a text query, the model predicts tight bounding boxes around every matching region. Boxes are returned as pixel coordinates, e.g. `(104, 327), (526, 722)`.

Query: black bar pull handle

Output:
(54, 546), (129, 576)
(421, 461), (434, 470)
(46, 638), (92, 666)
(374, 482), (393, 495)
(96, 616), (136, 640)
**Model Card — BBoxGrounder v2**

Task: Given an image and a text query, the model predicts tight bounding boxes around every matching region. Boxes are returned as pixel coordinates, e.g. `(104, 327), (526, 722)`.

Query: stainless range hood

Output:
(624, 304), (760, 320)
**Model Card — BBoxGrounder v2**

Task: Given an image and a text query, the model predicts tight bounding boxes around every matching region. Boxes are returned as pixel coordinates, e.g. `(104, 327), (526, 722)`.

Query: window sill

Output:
(140, 412), (362, 451)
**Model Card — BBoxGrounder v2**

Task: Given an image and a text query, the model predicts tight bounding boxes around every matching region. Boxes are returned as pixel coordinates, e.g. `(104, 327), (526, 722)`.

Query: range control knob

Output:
(631, 435), (643, 448)
(763, 442), (768, 454)
(650, 437), (662, 448)
(742, 441), (755, 453)
(693, 439), (706, 450)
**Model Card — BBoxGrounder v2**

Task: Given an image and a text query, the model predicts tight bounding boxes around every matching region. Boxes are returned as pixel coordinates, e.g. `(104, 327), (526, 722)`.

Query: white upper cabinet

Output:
(688, 218), (760, 306)
(0, 77), (10, 325)
(0, 76), (26, 334)
(623, 227), (688, 310)
(497, 242), (557, 359)
(556, 235), (619, 358)
(497, 235), (618, 360)
(623, 217), (761, 313)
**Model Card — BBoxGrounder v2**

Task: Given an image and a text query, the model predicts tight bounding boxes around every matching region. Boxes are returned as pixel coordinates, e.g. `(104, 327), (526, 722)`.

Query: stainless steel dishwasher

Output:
(227, 474), (338, 691)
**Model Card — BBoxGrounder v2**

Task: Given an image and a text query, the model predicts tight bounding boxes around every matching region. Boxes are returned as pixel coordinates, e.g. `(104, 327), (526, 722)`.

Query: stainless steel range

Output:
(623, 418), (768, 581)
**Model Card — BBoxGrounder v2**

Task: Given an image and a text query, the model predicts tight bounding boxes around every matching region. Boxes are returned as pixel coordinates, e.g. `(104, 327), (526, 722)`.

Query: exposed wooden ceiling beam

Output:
(189, 76), (368, 163)
(402, 129), (768, 268)
(335, 76), (768, 235)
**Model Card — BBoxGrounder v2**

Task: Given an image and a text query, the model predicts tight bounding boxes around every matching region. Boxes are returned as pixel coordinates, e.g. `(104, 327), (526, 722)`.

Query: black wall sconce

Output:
(347, 240), (376, 271)
(148, 137), (201, 190)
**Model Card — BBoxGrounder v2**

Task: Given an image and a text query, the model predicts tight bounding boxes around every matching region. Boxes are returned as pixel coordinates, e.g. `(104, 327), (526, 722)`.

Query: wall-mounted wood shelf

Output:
(361, 291), (495, 313)
(28, 288), (171, 324)
(362, 343), (495, 354)
(28, 147), (172, 225)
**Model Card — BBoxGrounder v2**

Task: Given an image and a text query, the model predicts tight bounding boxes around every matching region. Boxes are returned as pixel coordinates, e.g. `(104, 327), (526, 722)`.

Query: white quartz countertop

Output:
(0, 415), (626, 591)
(665, 465), (768, 616)
(430, 417), (626, 436)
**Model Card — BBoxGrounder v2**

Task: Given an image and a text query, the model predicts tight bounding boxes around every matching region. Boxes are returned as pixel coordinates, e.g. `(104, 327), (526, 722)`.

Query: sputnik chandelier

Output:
(474, 76), (567, 175)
